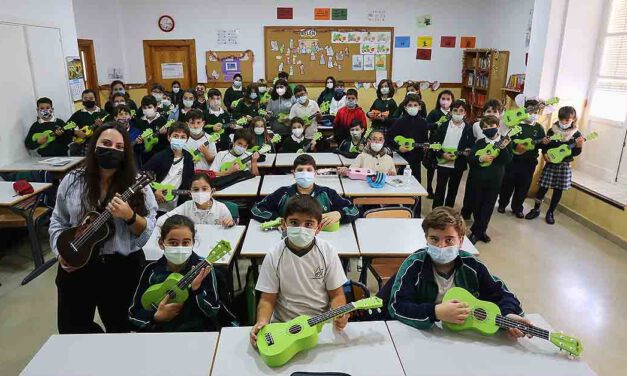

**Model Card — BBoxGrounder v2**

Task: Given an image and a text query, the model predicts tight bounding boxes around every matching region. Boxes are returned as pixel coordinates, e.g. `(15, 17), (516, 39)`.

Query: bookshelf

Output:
(461, 49), (509, 120)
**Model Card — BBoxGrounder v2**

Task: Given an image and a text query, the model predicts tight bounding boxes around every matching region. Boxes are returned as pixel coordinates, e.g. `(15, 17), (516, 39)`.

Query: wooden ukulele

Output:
(56, 172), (155, 268)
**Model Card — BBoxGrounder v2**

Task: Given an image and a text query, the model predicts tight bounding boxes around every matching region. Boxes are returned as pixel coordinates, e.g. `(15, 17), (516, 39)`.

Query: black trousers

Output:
(433, 166), (464, 209)
(56, 251), (145, 334)
(499, 159), (537, 213)
(461, 174), (474, 218)
(470, 184), (500, 237)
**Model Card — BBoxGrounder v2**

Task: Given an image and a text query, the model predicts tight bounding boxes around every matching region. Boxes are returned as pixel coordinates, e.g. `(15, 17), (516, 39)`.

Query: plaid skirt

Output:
(539, 162), (572, 190)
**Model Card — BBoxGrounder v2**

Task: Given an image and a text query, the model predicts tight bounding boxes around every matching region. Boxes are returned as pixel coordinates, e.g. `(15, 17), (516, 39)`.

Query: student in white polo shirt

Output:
(250, 195), (348, 348)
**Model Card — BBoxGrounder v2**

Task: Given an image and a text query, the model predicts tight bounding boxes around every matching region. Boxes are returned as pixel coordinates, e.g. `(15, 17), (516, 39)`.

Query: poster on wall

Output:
(394, 36), (411, 48)
(277, 7), (293, 19)
(222, 58), (240, 81)
(351, 55), (364, 70)
(460, 36), (476, 48)
(314, 8), (331, 20)
(217, 29), (239, 45)
(416, 49), (432, 60)
(161, 63), (184, 79)
(367, 9), (386, 22)
(331, 32), (348, 43)
(417, 36), (433, 48)
(363, 55), (375, 70)
(66, 56), (85, 102)
(374, 55), (386, 70)
(440, 36), (457, 48)
(331, 8), (348, 20)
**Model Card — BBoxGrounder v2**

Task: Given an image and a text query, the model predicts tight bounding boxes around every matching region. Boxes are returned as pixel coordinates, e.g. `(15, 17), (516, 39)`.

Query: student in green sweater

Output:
(25, 97), (73, 157)
(423, 89), (455, 199)
(67, 89), (109, 155)
(368, 79), (398, 133)
(467, 115), (512, 244)
(317, 76), (336, 107)
(231, 83), (260, 122)
(251, 117), (277, 153)
(224, 73), (244, 110)
(204, 89), (232, 151)
(498, 99), (549, 218)
(134, 95), (168, 163)
(391, 82), (427, 119)
(281, 117), (317, 153)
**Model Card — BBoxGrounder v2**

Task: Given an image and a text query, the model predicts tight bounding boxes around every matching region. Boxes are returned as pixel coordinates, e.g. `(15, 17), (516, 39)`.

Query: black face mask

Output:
(83, 100), (96, 109)
(95, 146), (125, 170)
(483, 128), (499, 139)
(334, 90), (345, 100)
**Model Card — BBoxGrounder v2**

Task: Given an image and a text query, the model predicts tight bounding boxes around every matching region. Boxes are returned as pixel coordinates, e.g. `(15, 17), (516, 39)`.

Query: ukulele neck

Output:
(90, 187), (135, 229)
(175, 259), (209, 290)
(307, 303), (355, 326)
(494, 314), (549, 340)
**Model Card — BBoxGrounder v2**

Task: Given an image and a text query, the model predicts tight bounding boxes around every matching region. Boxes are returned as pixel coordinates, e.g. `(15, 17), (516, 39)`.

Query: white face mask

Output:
(326, 82), (334, 89)
(350, 130), (363, 139)
(370, 142), (384, 152)
(233, 81), (242, 89)
(559, 121), (573, 129)
(406, 107), (419, 117)
(286, 226), (316, 248)
(152, 93), (164, 102)
(183, 99), (194, 108)
(163, 245), (193, 265)
(161, 99), (172, 107)
(292, 128), (304, 138)
(254, 127), (265, 135)
(452, 114), (465, 123)
(381, 87), (390, 95)
(249, 92), (258, 100)
(172, 87), (180, 94)
(346, 99), (357, 108)
(276, 87), (286, 96)
(143, 108), (156, 118)
(114, 101), (126, 107)
(191, 191), (211, 205)
(113, 88), (125, 95)
(190, 127), (204, 136)
(297, 95), (308, 105)
(427, 243), (459, 265)
(259, 86), (267, 93)
(528, 114), (539, 123)
(233, 145), (246, 155)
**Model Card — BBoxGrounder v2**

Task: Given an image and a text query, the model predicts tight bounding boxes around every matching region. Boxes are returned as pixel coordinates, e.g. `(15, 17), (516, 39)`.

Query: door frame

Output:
(77, 39), (99, 105)
(142, 39), (197, 88)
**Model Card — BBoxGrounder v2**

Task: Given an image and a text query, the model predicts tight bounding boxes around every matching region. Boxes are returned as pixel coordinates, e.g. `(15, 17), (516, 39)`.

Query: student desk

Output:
(387, 314), (597, 376)
(240, 219), (360, 259)
(210, 321), (405, 376)
(354, 218), (478, 284)
(0, 182), (54, 285)
(143, 224), (246, 298)
(275, 153), (343, 168)
(213, 176), (262, 198)
(340, 175), (427, 215)
(0, 157), (85, 178)
(256, 153), (276, 168)
(259, 175), (344, 196)
(20, 332), (219, 376)
(338, 152), (408, 167)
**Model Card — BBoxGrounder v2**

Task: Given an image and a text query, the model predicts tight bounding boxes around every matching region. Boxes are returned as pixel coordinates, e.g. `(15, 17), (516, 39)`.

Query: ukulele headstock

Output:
(352, 296), (383, 311)
(134, 172), (155, 190)
(508, 125), (523, 138)
(550, 332), (583, 357)
(585, 131), (599, 142)
(503, 108), (529, 128)
(206, 240), (232, 264)
(270, 134), (282, 144)
(257, 144), (272, 155)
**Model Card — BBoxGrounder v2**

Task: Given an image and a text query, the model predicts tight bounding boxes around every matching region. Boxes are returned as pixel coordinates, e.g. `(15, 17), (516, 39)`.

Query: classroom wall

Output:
(72, 0), (533, 86)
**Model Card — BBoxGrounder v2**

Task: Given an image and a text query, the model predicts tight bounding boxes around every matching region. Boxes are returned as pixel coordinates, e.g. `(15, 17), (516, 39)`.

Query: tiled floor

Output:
(1, 178), (625, 376)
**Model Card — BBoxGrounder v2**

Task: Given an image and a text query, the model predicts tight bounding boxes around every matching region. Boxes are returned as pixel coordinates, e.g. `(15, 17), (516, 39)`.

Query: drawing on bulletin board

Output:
(205, 50), (254, 86)
(66, 56), (85, 102)
(264, 26), (393, 83)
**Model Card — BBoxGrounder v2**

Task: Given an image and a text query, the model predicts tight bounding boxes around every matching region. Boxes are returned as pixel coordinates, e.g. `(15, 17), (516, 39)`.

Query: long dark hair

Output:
(81, 122), (147, 216)
(270, 78), (293, 100)
(435, 90), (455, 111)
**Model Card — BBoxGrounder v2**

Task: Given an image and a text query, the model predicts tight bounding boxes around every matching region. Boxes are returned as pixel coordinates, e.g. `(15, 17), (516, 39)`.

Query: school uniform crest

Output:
(313, 266), (324, 279)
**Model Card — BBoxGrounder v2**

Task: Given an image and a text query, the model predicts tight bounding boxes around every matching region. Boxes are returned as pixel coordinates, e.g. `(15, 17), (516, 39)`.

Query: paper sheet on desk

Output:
(39, 157), (71, 166)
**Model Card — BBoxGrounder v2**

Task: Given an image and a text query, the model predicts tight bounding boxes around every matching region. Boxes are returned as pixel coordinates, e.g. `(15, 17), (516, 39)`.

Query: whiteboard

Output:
(0, 22), (72, 164)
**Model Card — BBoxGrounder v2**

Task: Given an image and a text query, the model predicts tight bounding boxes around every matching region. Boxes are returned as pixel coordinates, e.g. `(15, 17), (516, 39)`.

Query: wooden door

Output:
(77, 39), (99, 105)
(143, 40), (197, 90)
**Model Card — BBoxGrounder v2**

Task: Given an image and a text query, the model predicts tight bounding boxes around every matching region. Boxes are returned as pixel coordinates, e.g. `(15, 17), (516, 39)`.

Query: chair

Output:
(218, 199), (240, 224)
(363, 207), (413, 290)
(343, 279), (374, 322)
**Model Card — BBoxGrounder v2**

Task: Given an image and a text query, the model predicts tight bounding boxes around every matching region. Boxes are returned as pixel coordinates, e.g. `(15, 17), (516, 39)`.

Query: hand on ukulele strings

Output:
(228, 164), (241, 174)
(154, 190), (166, 204)
(191, 266), (212, 292)
(504, 314), (534, 340)
(321, 211), (341, 228)
(74, 129), (87, 139)
(37, 135), (49, 145)
(159, 126), (168, 135)
(399, 146), (410, 153)
(575, 136), (585, 148)
(443, 153), (455, 162)
(245, 115), (253, 122)
(107, 193), (134, 221)
(213, 123), (223, 132)
(250, 320), (269, 348)
(515, 144), (527, 154)
(479, 154), (495, 164)
(314, 111), (322, 121)
(135, 136), (144, 144)
(251, 152), (260, 162)
(54, 128), (65, 137)
(541, 136), (551, 145)
(333, 314), (349, 330)
(154, 295), (183, 323)
(220, 217), (235, 228)
(435, 300), (470, 324)
(94, 118), (104, 127)
(499, 138), (511, 148)
(58, 256), (79, 272)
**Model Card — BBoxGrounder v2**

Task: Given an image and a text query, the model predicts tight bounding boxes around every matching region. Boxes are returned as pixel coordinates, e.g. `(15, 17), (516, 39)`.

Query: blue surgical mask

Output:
(233, 145), (246, 156)
(249, 92), (258, 100)
(346, 99), (357, 108)
(427, 244), (459, 265)
(170, 138), (186, 151)
(297, 95), (308, 105)
(286, 226), (316, 248)
(294, 171), (315, 188)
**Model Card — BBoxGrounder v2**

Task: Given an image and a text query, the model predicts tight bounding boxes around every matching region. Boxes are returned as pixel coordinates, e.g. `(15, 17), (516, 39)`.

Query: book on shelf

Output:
(506, 74), (525, 92)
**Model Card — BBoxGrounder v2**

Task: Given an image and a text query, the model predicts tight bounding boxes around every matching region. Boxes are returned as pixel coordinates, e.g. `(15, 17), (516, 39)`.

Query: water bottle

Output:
(403, 165), (413, 183)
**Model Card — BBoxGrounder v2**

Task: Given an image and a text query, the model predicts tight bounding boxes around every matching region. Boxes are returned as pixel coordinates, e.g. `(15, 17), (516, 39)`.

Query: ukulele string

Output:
(307, 303), (354, 326)
(472, 309), (548, 339)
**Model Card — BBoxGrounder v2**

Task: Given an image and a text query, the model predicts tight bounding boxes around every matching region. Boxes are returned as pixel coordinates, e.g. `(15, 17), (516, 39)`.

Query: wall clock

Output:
(158, 15), (175, 32)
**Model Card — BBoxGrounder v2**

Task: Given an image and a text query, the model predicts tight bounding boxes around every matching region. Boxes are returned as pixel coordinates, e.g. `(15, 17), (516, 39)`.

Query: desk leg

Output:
(341, 257), (349, 273)
(413, 196), (422, 218)
(359, 257), (372, 285)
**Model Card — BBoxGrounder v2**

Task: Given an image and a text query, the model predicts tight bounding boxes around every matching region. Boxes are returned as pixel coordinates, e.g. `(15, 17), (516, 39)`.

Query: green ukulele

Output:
(150, 182), (191, 202)
(443, 287), (583, 358)
(503, 97), (560, 128)
(296, 132), (323, 154)
(138, 128), (159, 153)
(436, 148), (471, 165)
(261, 217), (282, 231)
(394, 136), (443, 153)
(257, 296), (383, 367)
(248, 134), (282, 153)
(32, 122), (78, 149)
(140, 240), (231, 310)
(219, 144), (272, 172)
(475, 125), (522, 167)
(319, 101), (331, 114)
(190, 133), (221, 163)
(512, 134), (563, 155)
(546, 131), (598, 164)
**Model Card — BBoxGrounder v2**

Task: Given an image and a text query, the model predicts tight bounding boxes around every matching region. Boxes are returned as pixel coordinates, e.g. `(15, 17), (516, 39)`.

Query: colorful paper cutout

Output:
(417, 36), (433, 48)
(416, 49), (432, 60)
(277, 7), (293, 20)
(417, 14), (432, 28)
(394, 36), (411, 48)
(352, 55), (364, 70)
(314, 8), (330, 20)
(440, 36), (456, 48)
(374, 55), (386, 71)
(331, 8), (348, 20)
(460, 36), (476, 48)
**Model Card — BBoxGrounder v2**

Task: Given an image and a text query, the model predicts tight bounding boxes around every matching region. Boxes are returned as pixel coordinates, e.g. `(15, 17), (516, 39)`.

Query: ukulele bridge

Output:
(264, 332), (275, 346)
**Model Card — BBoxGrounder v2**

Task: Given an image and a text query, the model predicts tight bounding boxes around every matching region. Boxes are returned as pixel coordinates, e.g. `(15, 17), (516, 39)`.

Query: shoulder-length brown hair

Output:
(81, 122), (147, 216)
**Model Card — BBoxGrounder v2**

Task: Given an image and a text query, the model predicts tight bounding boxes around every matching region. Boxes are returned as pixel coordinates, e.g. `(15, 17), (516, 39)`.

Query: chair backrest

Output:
(218, 199), (240, 221)
(363, 207), (413, 219)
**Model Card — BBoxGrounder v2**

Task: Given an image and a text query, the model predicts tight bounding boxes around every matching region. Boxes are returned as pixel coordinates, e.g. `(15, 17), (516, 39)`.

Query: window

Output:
(589, 0), (627, 122)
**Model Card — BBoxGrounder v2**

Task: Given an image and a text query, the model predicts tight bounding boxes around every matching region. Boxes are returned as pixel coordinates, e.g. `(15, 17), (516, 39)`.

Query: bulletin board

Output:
(264, 26), (394, 83)
(205, 50), (254, 86)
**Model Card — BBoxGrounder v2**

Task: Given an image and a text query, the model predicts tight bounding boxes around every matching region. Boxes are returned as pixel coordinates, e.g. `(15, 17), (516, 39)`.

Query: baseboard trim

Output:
(557, 203), (627, 250)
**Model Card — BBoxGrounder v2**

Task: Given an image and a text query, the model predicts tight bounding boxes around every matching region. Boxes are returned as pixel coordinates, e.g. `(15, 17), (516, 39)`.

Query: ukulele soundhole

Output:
(473, 308), (487, 321)
(288, 324), (302, 334)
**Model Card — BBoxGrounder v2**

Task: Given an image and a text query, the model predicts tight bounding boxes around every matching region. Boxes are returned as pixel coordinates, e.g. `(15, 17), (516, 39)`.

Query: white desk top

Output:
(355, 218), (478, 255)
(340, 175), (428, 197)
(275, 153), (342, 167)
(213, 176), (261, 197)
(240, 219), (360, 257)
(143, 224), (246, 265)
(20, 332), (219, 376)
(0, 157), (84, 172)
(259, 175), (344, 196)
(338, 152), (408, 167)
(387, 314), (597, 376)
(211, 321), (405, 376)
(0, 182), (52, 206)
(256, 153), (276, 168)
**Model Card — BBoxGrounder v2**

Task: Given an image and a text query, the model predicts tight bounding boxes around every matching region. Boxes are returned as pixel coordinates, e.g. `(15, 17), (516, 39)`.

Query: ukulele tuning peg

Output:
(368, 309), (372, 314)
(377, 308), (381, 313)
